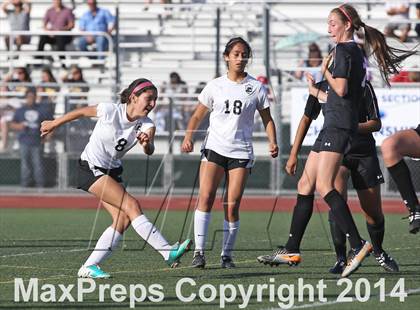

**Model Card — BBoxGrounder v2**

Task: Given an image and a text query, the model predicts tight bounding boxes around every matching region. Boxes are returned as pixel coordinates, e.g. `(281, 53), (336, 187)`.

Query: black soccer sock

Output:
(388, 160), (419, 211)
(285, 194), (314, 252)
(366, 219), (385, 255)
(328, 210), (347, 260)
(324, 189), (362, 249)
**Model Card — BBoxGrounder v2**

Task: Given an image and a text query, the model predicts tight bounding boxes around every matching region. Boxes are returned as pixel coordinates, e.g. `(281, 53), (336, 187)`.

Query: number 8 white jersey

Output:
(198, 74), (269, 159)
(80, 102), (155, 169)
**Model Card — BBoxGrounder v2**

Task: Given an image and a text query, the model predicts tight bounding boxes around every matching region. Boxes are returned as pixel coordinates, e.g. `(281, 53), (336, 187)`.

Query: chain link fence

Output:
(0, 1), (419, 196)
(0, 84), (418, 196)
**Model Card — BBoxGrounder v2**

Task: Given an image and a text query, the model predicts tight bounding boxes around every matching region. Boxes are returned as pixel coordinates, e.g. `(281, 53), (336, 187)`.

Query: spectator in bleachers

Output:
(161, 71), (188, 130)
(415, 2), (420, 38)
(10, 88), (52, 187)
(294, 42), (323, 83)
(1, 66), (31, 92)
(2, 0), (31, 52)
(0, 67), (32, 151)
(37, 0), (75, 60)
(384, 0), (411, 42)
(61, 65), (89, 104)
(78, 0), (115, 59)
(61, 65), (92, 152)
(37, 67), (59, 114)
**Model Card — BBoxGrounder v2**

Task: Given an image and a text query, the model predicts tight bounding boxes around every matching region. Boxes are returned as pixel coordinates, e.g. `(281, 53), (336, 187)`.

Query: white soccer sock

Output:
(194, 210), (211, 254)
(221, 220), (239, 257)
(131, 214), (172, 260)
(84, 226), (122, 267)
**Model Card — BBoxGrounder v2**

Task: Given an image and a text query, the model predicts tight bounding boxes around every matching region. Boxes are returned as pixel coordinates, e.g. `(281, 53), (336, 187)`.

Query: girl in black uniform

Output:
(257, 4), (415, 277)
(381, 125), (420, 234)
(285, 80), (398, 274)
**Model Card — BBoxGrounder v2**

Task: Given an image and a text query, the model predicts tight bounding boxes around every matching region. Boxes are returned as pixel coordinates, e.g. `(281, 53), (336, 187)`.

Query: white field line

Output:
(0, 259), (258, 286)
(0, 274), (69, 284)
(263, 288), (420, 310)
(0, 248), (85, 258)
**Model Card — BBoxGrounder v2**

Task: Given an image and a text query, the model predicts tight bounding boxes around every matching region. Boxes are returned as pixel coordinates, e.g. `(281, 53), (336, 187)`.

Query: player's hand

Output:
(181, 138), (193, 153)
(285, 155), (298, 176)
(269, 143), (279, 158)
(137, 132), (150, 146)
(40, 120), (56, 137)
(306, 72), (315, 86)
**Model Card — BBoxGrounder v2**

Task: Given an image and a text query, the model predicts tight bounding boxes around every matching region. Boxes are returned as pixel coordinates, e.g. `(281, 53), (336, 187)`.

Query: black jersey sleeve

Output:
(332, 44), (351, 79)
(363, 81), (380, 120)
(303, 81), (327, 120)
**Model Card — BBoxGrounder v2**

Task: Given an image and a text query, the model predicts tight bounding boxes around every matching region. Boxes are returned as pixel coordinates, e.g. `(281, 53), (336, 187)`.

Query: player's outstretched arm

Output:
(40, 105), (97, 137)
(259, 107), (278, 158)
(181, 103), (209, 153)
(286, 115), (312, 176)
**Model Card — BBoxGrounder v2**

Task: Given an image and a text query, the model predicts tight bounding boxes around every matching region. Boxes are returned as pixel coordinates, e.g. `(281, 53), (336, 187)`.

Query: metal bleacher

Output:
(2, 1), (419, 87)
(0, 0), (419, 193)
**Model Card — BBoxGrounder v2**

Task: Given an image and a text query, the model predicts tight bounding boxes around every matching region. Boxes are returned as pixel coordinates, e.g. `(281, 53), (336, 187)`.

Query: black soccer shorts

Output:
(201, 149), (253, 170)
(76, 159), (123, 192)
(342, 154), (384, 190)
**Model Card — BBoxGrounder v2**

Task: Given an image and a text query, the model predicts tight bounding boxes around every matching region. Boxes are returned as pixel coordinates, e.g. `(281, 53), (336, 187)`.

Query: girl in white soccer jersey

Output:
(181, 37), (279, 268)
(40, 78), (191, 278)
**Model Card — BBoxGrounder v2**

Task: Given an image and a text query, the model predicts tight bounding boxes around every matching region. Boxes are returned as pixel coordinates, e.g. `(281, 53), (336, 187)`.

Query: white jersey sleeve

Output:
(197, 83), (214, 110)
(96, 102), (117, 122)
(256, 85), (270, 111)
(139, 116), (155, 132)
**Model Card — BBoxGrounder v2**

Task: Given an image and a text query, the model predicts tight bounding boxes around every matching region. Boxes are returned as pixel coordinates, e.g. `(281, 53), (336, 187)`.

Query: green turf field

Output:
(0, 208), (419, 309)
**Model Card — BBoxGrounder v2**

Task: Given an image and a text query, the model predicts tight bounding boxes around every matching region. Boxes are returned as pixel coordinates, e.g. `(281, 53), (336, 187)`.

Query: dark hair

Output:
(41, 67), (57, 83)
(15, 67), (31, 82)
(223, 37), (253, 64)
(331, 4), (417, 85)
(70, 65), (84, 81)
(25, 87), (36, 97)
(120, 78), (157, 104)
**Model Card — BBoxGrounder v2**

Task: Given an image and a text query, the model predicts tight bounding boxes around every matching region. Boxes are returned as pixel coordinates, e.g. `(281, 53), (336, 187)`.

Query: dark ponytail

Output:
(362, 23), (416, 85)
(332, 4), (417, 85)
(120, 78), (157, 104)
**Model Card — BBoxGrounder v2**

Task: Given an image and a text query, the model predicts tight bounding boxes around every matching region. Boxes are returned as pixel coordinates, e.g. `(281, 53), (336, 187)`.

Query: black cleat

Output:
(329, 259), (346, 274)
(221, 256), (236, 268)
(257, 246), (301, 267)
(191, 251), (206, 268)
(408, 205), (420, 234)
(374, 251), (399, 272)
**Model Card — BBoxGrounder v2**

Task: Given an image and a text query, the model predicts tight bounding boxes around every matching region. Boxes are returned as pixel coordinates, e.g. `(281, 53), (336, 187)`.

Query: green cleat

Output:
(166, 239), (192, 268)
(77, 265), (111, 279)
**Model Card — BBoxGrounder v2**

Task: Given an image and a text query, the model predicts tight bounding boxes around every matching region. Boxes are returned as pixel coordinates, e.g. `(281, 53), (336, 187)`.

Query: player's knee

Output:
(123, 197), (141, 216)
(297, 176), (313, 194)
(381, 136), (398, 161)
(225, 201), (240, 214)
(315, 180), (332, 197)
(113, 214), (131, 233)
(200, 192), (216, 208)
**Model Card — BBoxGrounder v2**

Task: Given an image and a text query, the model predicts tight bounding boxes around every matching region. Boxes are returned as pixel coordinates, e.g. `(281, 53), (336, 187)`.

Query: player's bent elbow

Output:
(335, 88), (347, 97)
(373, 119), (382, 132)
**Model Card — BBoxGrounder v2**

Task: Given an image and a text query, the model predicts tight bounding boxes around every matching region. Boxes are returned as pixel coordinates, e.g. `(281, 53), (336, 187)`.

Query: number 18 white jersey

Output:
(198, 74), (269, 159)
(80, 102), (155, 170)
